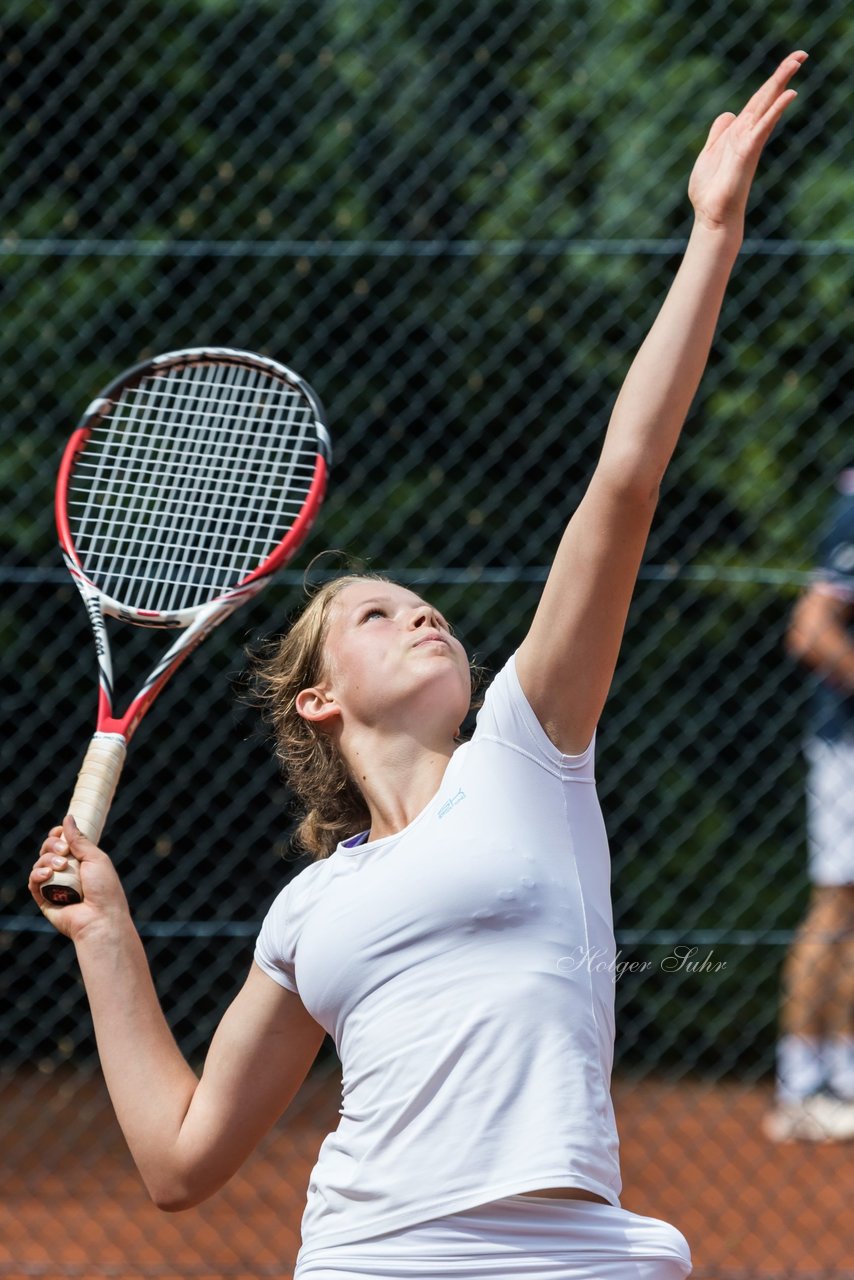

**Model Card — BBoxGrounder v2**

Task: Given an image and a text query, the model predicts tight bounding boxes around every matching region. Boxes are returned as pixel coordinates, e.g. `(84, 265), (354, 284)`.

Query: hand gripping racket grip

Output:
(40, 733), (127, 907)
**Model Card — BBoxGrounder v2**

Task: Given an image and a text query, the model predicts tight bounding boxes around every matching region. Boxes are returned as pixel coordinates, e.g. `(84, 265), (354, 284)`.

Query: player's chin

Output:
(415, 652), (471, 705)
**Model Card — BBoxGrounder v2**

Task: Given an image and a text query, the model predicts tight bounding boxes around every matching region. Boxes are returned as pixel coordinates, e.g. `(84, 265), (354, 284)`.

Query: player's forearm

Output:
(597, 218), (743, 492)
(74, 921), (200, 1201)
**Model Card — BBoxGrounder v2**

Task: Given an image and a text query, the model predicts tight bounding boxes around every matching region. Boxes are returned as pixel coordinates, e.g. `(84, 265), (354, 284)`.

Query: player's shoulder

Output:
(469, 651), (515, 725)
(470, 649), (596, 772)
(265, 853), (333, 914)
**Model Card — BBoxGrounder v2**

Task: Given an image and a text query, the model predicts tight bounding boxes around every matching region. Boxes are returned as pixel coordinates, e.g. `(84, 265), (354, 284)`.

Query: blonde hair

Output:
(251, 569), (484, 861)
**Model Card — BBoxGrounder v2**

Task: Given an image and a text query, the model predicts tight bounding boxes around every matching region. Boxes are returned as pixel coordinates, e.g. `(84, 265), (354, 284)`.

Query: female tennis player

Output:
(31, 52), (806, 1280)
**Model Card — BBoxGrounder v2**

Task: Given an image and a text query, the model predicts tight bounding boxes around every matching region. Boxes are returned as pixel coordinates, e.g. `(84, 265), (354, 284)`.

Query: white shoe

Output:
(763, 1091), (854, 1143)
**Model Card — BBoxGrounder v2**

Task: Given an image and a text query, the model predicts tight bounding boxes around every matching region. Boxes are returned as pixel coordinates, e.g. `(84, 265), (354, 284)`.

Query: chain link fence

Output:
(2, 1), (852, 1277)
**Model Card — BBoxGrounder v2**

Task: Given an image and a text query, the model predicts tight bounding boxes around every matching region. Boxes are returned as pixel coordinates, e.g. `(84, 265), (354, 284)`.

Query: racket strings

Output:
(68, 361), (319, 612)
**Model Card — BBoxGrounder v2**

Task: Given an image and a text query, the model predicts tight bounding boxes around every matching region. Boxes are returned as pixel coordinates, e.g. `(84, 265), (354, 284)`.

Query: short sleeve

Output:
(815, 492), (854, 602)
(472, 651), (595, 778)
(254, 884), (299, 994)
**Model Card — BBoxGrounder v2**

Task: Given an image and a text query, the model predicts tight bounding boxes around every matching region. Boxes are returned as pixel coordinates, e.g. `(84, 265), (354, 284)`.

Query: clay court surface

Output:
(2, 1066), (851, 1280)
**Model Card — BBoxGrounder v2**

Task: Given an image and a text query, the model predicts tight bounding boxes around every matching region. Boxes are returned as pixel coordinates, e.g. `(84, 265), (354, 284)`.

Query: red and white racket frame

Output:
(41, 348), (330, 906)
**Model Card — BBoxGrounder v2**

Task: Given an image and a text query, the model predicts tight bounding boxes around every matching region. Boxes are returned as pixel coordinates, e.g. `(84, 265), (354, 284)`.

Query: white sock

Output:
(776, 1034), (826, 1102)
(825, 1035), (854, 1101)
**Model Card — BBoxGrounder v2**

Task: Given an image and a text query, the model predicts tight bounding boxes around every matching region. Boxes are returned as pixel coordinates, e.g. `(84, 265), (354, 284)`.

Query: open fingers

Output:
(752, 85), (799, 146)
(740, 51), (807, 127)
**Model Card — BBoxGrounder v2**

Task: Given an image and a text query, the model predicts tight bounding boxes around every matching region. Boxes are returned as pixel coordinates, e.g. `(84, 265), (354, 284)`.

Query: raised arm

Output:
(516, 51), (807, 755)
(30, 817), (325, 1210)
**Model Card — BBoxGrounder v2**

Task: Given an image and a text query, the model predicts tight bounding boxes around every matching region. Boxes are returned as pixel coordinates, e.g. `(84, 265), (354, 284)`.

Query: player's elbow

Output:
(596, 457), (662, 507)
(144, 1166), (222, 1213)
(150, 1184), (212, 1213)
(154, 1193), (204, 1213)
(145, 1178), (196, 1213)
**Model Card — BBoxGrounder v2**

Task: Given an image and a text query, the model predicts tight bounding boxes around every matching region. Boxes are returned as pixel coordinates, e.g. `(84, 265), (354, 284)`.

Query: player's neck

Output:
(342, 729), (458, 842)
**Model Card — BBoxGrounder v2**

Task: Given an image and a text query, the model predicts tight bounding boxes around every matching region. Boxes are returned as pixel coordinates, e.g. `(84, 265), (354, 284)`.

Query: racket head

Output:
(56, 347), (331, 628)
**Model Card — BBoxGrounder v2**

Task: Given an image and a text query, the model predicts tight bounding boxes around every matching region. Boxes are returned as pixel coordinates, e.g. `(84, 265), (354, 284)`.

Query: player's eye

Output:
(361, 607), (386, 622)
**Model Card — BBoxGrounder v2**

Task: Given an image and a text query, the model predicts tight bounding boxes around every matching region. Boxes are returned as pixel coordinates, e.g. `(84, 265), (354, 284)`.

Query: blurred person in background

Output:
(764, 464), (854, 1142)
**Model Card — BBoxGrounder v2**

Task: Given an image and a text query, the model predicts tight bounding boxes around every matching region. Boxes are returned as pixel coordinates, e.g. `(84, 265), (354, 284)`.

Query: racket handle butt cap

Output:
(40, 859), (84, 907)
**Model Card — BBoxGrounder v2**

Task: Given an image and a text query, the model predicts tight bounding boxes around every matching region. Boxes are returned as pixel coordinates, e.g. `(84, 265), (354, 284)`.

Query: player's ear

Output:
(296, 686), (339, 727)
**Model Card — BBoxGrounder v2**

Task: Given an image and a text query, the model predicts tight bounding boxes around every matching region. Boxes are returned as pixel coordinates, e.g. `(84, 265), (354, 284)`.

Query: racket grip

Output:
(41, 733), (127, 907)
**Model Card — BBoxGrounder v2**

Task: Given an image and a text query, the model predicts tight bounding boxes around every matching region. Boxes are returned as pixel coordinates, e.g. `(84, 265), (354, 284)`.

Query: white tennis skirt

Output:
(293, 1195), (692, 1279)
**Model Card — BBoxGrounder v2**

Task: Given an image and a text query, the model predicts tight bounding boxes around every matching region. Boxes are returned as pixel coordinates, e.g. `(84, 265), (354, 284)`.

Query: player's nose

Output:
(410, 604), (437, 630)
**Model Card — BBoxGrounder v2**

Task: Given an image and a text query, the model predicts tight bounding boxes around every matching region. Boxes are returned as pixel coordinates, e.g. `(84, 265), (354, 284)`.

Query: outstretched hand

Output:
(688, 51), (807, 232)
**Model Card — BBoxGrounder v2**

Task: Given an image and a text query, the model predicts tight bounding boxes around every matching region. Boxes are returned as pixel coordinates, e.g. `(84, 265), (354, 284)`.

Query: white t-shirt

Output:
(254, 651), (621, 1251)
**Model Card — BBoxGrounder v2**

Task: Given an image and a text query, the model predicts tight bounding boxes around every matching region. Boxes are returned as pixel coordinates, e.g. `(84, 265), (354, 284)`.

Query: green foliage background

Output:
(1, 0), (852, 1076)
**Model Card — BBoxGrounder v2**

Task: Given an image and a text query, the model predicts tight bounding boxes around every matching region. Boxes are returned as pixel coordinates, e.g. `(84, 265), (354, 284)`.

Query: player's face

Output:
(320, 580), (472, 736)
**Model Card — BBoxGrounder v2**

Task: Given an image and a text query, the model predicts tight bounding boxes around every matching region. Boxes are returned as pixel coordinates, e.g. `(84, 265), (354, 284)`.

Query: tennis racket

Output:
(41, 346), (330, 906)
